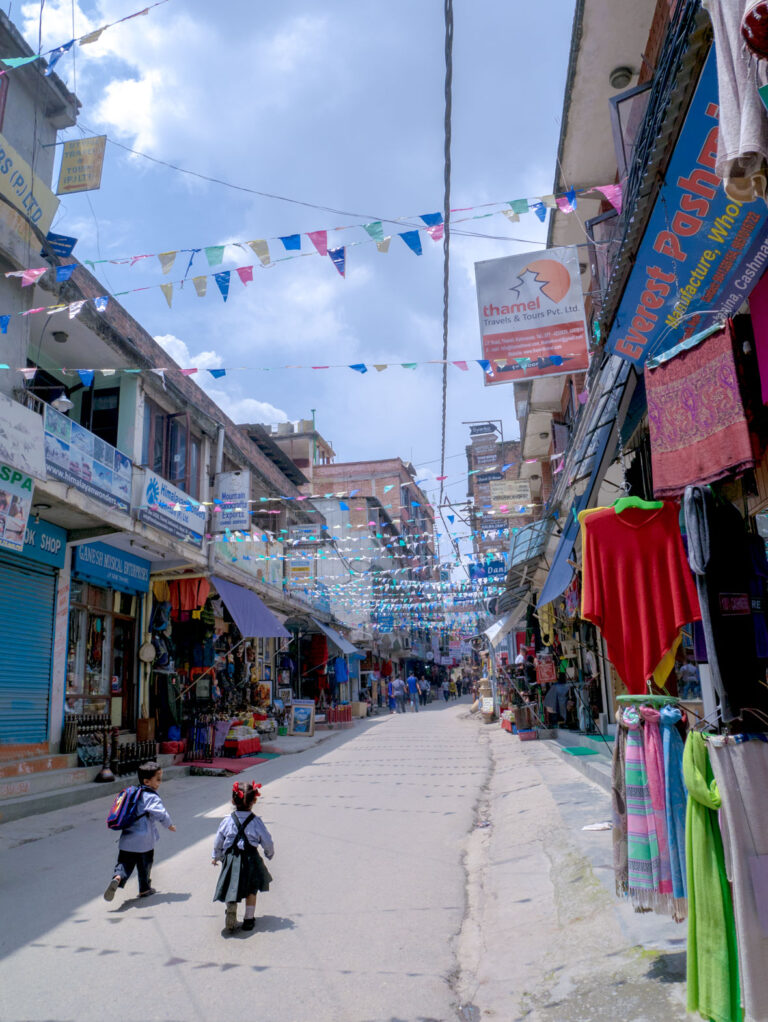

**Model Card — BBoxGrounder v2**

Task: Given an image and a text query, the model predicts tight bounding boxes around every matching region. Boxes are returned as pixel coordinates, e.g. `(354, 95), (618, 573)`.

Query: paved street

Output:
(0, 702), (687, 1022)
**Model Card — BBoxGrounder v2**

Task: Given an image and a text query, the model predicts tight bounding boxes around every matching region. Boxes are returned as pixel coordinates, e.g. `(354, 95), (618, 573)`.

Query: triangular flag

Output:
(160, 283), (173, 308)
(339, 502), (350, 511)
(401, 363), (417, 370)
(399, 231), (422, 256)
(100, 369), (116, 377)
(307, 231), (328, 256)
(248, 240), (270, 266)
(373, 364), (388, 372)
(426, 223), (444, 241)
(453, 360), (468, 371)
(205, 246), (225, 267)
(236, 266), (253, 286)
(214, 271), (230, 301)
(495, 358), (507, 368)
(192, 276), (207, 297)
(376, 237), (391, 253)
(158, 251), (177, 274)
(180, 368), (198, 376)
(78, 369), (94, 387)
(328, 247), (346, 277)
(68, 300), (86, 319)
(55, 264), (76, 282)
(94, 296), (108, 312)
(363, 222), (384, 242)
(151, 368), (166, 389)
(383, 484), (394, 493)
(541, 194), (557, 208)
(208, 368), (227, 379)
(349, 364), (367, 374)
(279, 235), (301, 252)
(477, 359), (491, 373)
(79, 27), (105, 44)
(509, 198), (529, 214)
(5, 267), (46, 286)
(0, 315), (9, 333)
(593, 183), (623, 213)
(531, 202), (547, 222)
(2, 55), (38, 68)
(45, 39), (74, 76)
(420, 212), (443, 228)
(501, 210), (519, 223)
(19, 367), (37, 381)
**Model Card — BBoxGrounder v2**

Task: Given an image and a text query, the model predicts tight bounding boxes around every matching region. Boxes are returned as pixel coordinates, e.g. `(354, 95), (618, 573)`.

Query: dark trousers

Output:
(114, 849), (154, 893)
(395, 695), (406, 713)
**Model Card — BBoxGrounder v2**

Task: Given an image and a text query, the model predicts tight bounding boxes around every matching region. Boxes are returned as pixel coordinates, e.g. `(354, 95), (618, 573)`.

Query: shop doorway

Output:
(113, 616), (136, 730)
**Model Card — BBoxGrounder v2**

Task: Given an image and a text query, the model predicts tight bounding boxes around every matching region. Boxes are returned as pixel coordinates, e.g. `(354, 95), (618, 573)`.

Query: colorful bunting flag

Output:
(477, 359), (491, 373)
(236, 266), (253, 286)
(94, 297), (109, 312)
(376, 237), (391, 253)
(68, 300), (86, 319)
(399, 231), (422, 256)
(329, 247), (346, 277)
(501, 210), (519, 224)
(45, 39), (74, 76)
(79, 28), (105, 45)
(158, 251), (177, 274)
(192, 276), (207, 297)
(77, 369), (95, 387)
(349, 364), (367, 374)
(594, 183), (622, 213)
(279, 235), (301, 252)
(531, 202), (547, 222)
(307, 231), (328, 257)
(249, 240), (270, 266)
(509, 198), (529, 214)
(453, 360), (468, 371)
(205, 246), (225, 267)
(55, 264), (76, 282)
(160, 283), (173, 308)
(373, 364), (387, 372)
(208, 368), (227, 379)
(0, 316), (8, 333)
(401, 363), (417, 370)
(214, 271), (230, 301)
(2, 55), (38, 68)
(363, 222), (384, 242)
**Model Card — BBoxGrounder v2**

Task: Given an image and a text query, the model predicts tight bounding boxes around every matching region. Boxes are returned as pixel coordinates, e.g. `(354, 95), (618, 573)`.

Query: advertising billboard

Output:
(475, 245), (589, 386)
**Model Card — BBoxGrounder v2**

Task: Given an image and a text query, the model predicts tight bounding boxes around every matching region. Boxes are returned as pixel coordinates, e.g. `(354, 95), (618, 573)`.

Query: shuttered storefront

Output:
(0, 552), (56, 744)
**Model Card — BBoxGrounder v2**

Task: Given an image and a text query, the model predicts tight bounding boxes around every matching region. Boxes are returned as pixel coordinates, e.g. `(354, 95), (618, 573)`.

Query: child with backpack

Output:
(104, 761), (176, 902)
(212, 780), (274, 932)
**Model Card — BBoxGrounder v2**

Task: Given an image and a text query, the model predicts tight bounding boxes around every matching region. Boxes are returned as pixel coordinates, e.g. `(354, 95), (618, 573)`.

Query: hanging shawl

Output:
(684, 731), (742, 1022)
(660, 705), (687, 903)
(640, 706), (677, 916)
(625, 706), (665, 911)
(611, 709), (629, 897)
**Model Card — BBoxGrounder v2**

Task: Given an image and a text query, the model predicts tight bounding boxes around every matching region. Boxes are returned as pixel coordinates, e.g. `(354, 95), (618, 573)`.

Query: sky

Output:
(19, 0), (575, 560)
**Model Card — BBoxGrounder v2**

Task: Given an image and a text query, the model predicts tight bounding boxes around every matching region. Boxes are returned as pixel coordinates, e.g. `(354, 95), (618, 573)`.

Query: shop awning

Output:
(509, 517), (554, 567)
(212, 576), (290, 639)
(310, 617), (358, 656)
(537, 495), (589, 609)
(483, 613), (516, 648)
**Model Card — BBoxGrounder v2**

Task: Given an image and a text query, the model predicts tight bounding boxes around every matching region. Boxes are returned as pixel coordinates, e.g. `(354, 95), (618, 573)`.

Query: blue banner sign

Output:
(73, 540), (150, 593)
(21, 518), (67, 568)
(608, 51), (768, 368)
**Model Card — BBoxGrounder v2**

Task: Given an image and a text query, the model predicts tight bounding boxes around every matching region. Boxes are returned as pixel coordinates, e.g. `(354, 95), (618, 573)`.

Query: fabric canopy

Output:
(310, 617), (358, 656)
(483, 613), (516, 648)
(212, 576), (290, 638)
(537, 494), (589, 608)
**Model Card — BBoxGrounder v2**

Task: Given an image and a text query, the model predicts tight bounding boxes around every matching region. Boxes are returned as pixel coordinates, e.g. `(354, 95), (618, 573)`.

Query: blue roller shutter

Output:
(0, 553), (56, 744)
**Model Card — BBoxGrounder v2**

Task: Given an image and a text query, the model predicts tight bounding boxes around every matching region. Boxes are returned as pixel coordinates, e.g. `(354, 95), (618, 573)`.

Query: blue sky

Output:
(21, 0), (574, 547)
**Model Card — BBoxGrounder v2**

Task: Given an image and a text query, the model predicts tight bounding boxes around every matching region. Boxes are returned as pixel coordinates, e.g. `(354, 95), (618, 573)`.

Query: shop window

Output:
(141, 397), (201, 496)
(609, 81), (651, 180)
(80, 386), (120, 447)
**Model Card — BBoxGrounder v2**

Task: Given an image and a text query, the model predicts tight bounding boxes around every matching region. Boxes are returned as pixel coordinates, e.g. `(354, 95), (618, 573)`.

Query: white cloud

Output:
(205, 388), (288, 426)
(154, 333), (223, 369)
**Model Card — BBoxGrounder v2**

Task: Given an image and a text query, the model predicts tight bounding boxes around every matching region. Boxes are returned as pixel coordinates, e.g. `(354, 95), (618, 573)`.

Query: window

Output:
(141, 397), (201, 496)
(80, 387), (120, 447)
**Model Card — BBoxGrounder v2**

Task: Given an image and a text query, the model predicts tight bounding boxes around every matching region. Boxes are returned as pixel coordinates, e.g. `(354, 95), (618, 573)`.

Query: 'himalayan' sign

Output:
(56, 136), (107, 195)
(608, 50), (768, 367)
(0, 132), (59, 234)
(475, 245), (589, 386)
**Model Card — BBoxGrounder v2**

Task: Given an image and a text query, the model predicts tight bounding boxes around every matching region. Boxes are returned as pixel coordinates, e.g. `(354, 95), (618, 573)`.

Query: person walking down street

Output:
(104, 761), (176, 903)
(387, 679), (396, 713)
(392, 675), (407, 713)
(420, 677), (430, 706)
(407, 672), (420, 712)
(213, 781), (274, 933)
(441, 678), (450, 702)
(449, 677), (458, 700)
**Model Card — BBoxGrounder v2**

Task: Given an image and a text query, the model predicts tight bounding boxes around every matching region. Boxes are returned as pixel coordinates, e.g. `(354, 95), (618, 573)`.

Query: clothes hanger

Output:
(616, 693), (679, 705)
(613, 495), (664, 514)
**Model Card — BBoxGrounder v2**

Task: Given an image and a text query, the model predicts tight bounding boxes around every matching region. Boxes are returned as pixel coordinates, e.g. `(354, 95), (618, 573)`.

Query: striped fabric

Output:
(624, 707), (662, 904)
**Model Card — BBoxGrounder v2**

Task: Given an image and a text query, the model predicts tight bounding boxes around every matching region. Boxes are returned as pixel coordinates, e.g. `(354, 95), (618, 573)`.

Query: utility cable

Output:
(438, 0), (453, 508)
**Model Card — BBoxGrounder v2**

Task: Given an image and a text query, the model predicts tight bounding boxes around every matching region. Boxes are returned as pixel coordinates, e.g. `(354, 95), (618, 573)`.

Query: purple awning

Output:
(212, 576), (290, 639)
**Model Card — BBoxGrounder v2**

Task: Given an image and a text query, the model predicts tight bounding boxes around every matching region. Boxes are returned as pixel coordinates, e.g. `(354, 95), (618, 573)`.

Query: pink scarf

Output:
(641, 706), (673, 896)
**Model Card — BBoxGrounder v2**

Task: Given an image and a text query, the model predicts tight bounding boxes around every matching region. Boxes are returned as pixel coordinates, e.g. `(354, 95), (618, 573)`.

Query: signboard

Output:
(0, 131), (59, 234)
(486, 559), (508, 579)
(490, 478), (531, 509)
(213, 470), (251, 532)
(73, 541), (150, 594)
(56, 136), (107, 195)
(43, 231), (78, 257)
(0, 392), (46, 479)
(289, 699), (315, 736)
(609, 51), (768, 367)
(475, 245), (589, 385)
(134, 468), (206, 545)
(469, 422), (497, 436)
(44, 405), (131, 512)
(21, 518), (66, 568)
(0, 462), (33, 552)
(475, 471), (502, 483)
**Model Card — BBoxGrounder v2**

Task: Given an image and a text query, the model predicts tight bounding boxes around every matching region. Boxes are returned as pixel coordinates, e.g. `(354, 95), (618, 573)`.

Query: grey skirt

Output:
(213, 844), (272, 903)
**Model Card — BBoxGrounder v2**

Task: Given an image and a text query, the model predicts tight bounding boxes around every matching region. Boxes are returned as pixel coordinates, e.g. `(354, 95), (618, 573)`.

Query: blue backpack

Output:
(106, 785), (148, 831)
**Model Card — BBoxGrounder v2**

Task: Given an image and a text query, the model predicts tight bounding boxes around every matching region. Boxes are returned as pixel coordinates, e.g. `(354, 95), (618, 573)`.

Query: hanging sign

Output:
(73, 540), (150, 593)
(0, 462), (34, 552)
(213, 470), (250, 532)
(474, 245), (589, 385)
(44, 405), (131, 511)
(0, 132), (60, 234)
(134, 469), (206, 546)
(608, 51), (768, 367)
(490, 478), (531, 508)
(469, 422), (497, 436)
(56, 136), (107, 194)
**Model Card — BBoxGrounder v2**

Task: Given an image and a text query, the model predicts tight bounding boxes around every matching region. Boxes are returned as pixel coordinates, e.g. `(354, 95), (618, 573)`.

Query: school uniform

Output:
(113, 788), (173, 894)
(213, 810), (274, 903)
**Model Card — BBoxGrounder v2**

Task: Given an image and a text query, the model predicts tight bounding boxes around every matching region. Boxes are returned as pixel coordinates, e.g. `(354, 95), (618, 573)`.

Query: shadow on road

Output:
(111, 891), (192, 912)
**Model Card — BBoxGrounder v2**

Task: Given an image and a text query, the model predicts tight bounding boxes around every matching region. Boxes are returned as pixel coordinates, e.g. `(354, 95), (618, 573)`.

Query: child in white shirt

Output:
(212, 780), (274, 932)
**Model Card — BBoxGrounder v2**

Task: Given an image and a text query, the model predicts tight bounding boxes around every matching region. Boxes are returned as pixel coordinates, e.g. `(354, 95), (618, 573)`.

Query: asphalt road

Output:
(0, 699), (485, 1022)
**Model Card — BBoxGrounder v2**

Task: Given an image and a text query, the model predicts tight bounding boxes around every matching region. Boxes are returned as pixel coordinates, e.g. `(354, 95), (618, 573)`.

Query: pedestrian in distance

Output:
(104, 760), (176, 902)
(449, 676), (458, 700)
(441, 678), (450, 702)
(392, 675), (407, 713)
(213, 780), (274, 933)
(420, 677), (430, 706)
(407, 672), (420, 712)
(387, 678), (396, 713)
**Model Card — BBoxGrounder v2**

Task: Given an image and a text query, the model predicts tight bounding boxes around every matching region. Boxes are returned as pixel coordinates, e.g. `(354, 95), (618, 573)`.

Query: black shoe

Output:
(138, 887), (157, 898)
(241, 917), (256, 931)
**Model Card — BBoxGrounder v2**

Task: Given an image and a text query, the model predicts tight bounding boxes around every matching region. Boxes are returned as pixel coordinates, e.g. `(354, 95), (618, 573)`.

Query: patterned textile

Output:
(611, 710), (629, 897)
(660, 705), (688, 902)
(640, 707), (673, 898)
(646, 320), (754, 498)
(625, 707), (663, 908)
